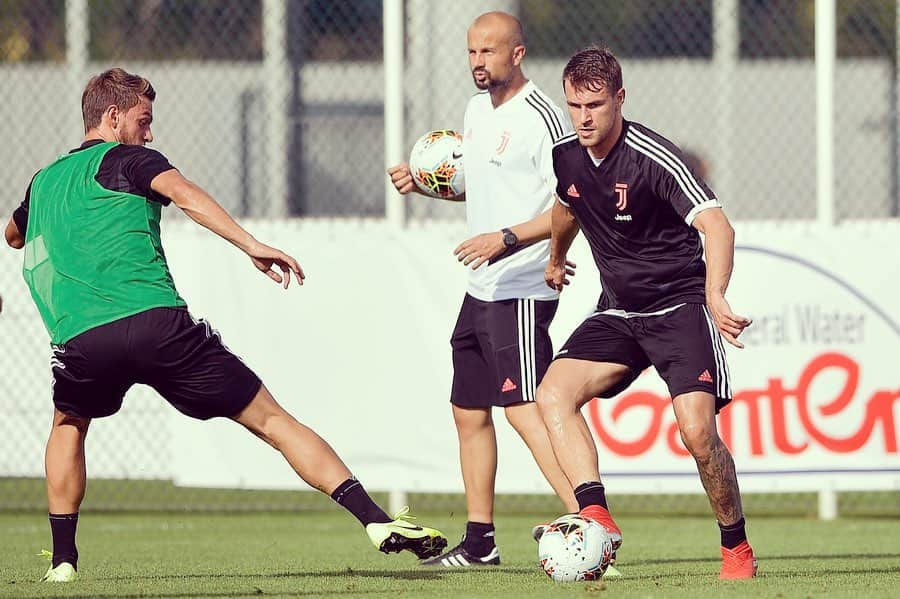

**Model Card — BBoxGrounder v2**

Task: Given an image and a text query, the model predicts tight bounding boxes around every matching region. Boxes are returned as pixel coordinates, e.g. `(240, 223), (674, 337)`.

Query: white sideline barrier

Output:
(163, 220), (900, 509)
(2, 219), (898, 517)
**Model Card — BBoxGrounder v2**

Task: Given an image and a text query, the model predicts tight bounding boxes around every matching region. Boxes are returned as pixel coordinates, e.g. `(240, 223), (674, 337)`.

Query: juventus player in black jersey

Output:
(536, 46), (757, 579)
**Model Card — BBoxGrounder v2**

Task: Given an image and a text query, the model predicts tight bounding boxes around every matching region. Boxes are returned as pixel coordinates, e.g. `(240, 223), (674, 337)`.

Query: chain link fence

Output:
(2, 1), (897, 221)
(1, 0), (898, 513)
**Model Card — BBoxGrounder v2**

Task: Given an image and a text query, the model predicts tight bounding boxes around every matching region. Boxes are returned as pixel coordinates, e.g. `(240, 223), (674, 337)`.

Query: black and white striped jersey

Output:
(462, 80), (573, 301)
(552, 119), (721, 313)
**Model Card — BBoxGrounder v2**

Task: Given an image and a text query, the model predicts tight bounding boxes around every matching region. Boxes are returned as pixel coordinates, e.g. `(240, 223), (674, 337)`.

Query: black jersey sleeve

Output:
(552, 138), (577, 207)
(12, 172), (38, 237)
(635, 129), (718, 224)
(96, 145), (177, 205)
(553, 154), (567, 205)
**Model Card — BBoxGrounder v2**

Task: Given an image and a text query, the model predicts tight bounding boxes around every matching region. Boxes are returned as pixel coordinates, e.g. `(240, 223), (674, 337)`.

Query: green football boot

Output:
(365, 507), (448, 559)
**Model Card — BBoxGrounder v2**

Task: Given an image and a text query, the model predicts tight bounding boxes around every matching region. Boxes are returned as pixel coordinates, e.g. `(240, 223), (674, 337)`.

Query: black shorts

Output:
(450, 294), (557, 408)
(555, 303), (732, 412)
(50, 307), (262, 420)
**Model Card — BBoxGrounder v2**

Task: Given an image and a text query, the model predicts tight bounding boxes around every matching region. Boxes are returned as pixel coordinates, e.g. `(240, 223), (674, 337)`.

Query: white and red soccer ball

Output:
(537, 514), (615, 582)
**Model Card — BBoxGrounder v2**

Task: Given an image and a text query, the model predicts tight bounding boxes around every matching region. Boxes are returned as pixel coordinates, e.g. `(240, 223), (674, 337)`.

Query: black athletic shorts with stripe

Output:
(50, 307), (262, 420)
(450, 294), (557, 408)
(555, 303), (732, 412)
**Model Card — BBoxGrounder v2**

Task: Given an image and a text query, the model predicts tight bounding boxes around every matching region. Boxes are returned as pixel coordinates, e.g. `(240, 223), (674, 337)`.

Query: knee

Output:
(51, 413), (91, 439)
(503, 401), (540, 432)
(234, 387), (294, 449)
(679, 422), (719, 459)
(452, 406), (492, 434)
(246, 408), (291, 450)
(535, 382), (566, 419)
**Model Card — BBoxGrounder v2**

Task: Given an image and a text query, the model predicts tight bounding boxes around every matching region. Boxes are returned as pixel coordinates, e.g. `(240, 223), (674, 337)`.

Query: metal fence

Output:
(1, 0), (898, 514)
(1, 0), (898, 221)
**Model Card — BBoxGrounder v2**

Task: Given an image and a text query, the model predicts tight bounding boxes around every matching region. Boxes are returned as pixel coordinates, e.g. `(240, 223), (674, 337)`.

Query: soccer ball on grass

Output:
(537, 514), (615, 582)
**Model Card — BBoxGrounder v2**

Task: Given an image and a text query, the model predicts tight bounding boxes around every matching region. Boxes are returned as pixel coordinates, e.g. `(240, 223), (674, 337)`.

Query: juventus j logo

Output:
(614, 182), (628, 211)
(495, 131), (511, 155)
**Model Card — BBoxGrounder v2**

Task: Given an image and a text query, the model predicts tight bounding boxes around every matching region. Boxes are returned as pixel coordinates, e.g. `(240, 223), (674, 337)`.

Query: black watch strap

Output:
(501, 227), (518, 248)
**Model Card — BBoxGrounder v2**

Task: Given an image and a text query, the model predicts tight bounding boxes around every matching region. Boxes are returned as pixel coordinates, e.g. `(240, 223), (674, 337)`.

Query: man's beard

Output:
(472, 69), (489, 89)
(472, 69), (507, 91)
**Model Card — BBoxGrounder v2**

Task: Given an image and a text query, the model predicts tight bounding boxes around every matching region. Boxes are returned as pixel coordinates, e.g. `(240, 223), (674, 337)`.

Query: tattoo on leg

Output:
(694, 438), (743, 525)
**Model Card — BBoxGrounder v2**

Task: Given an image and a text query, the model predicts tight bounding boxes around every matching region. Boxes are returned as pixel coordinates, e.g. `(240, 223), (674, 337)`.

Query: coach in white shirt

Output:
(388, 11), (578, 567)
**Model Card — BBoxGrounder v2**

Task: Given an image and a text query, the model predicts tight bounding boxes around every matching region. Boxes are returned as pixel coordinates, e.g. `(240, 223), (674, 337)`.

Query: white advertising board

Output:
(166, 221), (900, 496)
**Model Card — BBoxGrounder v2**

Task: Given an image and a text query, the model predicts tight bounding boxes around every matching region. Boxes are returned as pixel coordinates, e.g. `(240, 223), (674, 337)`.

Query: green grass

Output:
(3, 478), (899, 517)
(2, 511), (899, 598)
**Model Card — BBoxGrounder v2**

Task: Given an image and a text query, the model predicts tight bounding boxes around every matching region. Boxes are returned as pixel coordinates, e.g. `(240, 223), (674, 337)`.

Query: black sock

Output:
(48, 512), (78, 570)
(718, 517), (747, 549)
(330, 478), (391, 526)
(462, 521), (495, 557)
(574, 481), (608, 511)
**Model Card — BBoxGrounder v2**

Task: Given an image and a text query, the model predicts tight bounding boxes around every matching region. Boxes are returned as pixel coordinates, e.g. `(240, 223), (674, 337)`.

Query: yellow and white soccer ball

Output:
(538, 514), (615, 582)
(408, 129), (465, 199)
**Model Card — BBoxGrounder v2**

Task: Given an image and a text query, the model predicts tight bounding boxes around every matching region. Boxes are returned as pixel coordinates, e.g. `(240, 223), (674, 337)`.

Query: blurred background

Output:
(1, 0), (898, 517)
(2, 0), (897, 220)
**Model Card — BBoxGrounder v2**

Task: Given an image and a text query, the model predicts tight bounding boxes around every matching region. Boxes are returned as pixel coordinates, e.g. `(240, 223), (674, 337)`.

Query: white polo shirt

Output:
(462, 80), (571, 302)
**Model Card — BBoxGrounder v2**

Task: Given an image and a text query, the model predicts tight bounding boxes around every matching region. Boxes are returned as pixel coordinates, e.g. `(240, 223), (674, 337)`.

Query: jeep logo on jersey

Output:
(614, 182), (628, 211)
(495, 131), (511, 155)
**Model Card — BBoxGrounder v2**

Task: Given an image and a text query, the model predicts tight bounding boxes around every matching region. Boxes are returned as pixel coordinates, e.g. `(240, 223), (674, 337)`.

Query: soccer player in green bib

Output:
(5, 68), (446, 583)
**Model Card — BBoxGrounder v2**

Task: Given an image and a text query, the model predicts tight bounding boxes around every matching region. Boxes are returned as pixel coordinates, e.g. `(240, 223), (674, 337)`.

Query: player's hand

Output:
(707, 292), (751, 348)
(387, 162), (418, 195)
(247, 242), (305, 289)
(454, 232), (506, 270)
(545, 259), (576, 291)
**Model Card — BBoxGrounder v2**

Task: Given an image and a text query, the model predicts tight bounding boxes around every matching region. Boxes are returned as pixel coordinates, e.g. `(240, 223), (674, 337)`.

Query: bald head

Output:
(469, 11), (525, 48)
(467, 11), (527, 95)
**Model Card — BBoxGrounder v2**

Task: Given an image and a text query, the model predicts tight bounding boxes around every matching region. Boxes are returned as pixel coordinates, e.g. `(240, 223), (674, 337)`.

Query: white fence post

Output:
(895, 0), (900, 217)
(388, 488), (409, 516)
(262, 0), (289, 217)
(713, 0), (737, 208)
(383, 0), (406, 227)
(815, 0), (836, 226)
(66, 0), (88, 136)
(818, 487), (838, 521)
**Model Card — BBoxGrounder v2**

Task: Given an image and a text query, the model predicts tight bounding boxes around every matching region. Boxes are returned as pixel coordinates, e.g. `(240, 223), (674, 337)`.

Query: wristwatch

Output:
(501, 227), (518, 248)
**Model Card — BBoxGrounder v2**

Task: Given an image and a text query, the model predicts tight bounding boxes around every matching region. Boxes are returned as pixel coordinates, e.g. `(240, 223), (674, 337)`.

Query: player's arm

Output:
(692, 207), (751, 348)
(453, 208), (551, 269)
(5, 218), (24, 249)
(545, 196), (580, 291)
(645, 136), (751, 346)
(506, 209), (553, 244)
(6, 177), (33, 249)
(455, 123), (567, 269)
(150, 169), (304, 288)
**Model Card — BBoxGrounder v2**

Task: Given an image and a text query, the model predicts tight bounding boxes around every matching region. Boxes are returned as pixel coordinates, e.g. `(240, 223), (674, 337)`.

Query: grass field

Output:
(3, 511), (900, 598)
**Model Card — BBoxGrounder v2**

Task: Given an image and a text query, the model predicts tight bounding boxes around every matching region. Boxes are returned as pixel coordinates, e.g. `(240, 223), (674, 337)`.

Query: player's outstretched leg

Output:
(232, 384), (447, 558)
(672, 392), (757, 579)
(42, 410), (90, 582)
